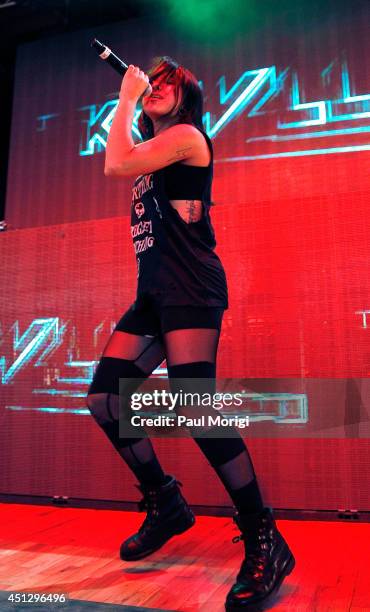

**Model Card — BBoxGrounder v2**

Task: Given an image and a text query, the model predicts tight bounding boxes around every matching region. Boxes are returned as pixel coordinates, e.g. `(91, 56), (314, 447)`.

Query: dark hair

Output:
(138, 56), (204, 140)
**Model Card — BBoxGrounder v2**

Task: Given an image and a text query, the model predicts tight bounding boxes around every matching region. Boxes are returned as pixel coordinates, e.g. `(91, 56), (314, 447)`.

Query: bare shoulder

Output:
(171, 124), (210, 166)
(165, 123), (201, 134)
(156, 123), (208, 166)
(162, 123), (204, 144)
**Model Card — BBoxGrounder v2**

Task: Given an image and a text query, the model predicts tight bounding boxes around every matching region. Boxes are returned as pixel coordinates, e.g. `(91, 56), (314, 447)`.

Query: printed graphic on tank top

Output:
(130, 128), (228, 309)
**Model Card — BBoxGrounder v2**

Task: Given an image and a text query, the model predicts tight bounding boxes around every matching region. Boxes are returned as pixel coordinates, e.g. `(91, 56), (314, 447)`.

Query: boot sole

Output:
(120, 514), (195, 562)
(225, 552), (296, 611)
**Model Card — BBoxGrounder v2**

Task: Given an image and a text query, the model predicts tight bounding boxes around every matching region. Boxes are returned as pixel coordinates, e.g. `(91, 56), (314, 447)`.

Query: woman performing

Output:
(86, 56), (295, 611)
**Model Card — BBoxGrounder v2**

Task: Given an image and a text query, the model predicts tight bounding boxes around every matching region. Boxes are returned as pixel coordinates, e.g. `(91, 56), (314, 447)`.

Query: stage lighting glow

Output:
(158, 0), (258, 42)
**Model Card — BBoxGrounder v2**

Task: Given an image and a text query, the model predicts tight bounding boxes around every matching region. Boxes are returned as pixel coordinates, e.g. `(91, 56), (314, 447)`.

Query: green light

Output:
(158, 0), (260, 44)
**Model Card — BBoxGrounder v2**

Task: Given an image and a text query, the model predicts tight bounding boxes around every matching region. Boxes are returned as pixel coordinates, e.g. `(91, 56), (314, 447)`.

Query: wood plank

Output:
(0, 504), (369, 611)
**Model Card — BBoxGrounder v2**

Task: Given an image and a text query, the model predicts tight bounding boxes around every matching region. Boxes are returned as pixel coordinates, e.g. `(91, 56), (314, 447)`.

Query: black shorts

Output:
(114, 292), (224, 337)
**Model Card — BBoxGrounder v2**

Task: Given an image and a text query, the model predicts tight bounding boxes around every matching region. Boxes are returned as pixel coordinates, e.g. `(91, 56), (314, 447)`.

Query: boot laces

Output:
(232, 521), (271, 582)
(135, 480), (183, 534)
(136, 489), (159, 533)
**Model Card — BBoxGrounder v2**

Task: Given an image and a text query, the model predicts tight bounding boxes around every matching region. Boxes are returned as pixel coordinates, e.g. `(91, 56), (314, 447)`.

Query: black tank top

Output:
(130, 127), (228, 309)
(162, 161), (209, 199)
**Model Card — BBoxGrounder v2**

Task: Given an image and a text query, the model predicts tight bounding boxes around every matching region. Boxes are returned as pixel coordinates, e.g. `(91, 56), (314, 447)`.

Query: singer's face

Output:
(142, 74), (180, 118)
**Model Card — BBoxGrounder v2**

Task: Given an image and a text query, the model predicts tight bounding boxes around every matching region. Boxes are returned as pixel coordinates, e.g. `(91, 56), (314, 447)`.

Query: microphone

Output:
(91, 38), (152, 97)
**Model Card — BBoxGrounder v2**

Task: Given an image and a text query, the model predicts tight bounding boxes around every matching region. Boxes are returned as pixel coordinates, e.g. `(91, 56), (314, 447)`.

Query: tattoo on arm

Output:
(166, 146), (193, 163)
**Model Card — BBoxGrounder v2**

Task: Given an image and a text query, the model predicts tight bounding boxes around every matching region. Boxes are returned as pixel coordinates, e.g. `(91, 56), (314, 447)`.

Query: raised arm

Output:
(104, 65), (201, 177)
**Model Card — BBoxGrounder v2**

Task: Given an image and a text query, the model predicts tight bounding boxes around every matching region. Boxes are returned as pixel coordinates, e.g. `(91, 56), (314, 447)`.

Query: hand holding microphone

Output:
(120, 65), (152, 102)
(91, 38), (152, 100)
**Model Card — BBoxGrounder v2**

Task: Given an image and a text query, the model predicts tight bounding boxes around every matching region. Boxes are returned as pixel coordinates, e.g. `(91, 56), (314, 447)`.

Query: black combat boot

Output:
(120, 475), (195, 561)
(225, 507), (295, 611)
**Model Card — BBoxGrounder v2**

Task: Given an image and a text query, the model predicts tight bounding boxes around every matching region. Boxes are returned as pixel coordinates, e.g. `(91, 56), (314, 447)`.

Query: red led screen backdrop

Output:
(1, 4), (370, 509)
(5, 11), (370, 229)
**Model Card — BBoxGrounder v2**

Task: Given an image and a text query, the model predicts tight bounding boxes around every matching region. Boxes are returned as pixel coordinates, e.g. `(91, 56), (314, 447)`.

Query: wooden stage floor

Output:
(0, 503), (369, 611)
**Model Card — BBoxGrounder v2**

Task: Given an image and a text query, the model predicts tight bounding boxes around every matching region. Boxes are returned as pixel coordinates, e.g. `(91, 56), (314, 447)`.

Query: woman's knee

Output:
(86, 392), (119, 427)
(86, 392), (146, 447)
(87, 355), (150, 397)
